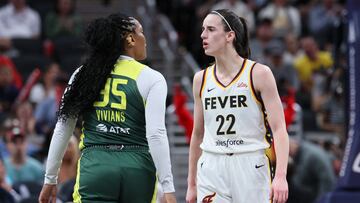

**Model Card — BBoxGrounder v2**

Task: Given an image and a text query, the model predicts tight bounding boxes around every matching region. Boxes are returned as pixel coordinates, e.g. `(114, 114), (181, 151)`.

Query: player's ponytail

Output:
(58, 13), (136, 120)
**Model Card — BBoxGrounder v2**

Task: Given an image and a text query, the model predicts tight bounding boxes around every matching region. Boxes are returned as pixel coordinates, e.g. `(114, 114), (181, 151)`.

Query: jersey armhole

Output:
(199, 68), (208, 98)
(249, 62), (263, 104)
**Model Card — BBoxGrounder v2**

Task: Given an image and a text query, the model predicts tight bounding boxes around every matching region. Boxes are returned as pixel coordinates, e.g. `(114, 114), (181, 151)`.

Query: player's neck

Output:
(215, 51), (244, 76)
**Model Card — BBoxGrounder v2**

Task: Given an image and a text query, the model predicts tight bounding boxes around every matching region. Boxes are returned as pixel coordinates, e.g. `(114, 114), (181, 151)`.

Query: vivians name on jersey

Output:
(204, 95), (247, 110)
(96, 110), (126, 122)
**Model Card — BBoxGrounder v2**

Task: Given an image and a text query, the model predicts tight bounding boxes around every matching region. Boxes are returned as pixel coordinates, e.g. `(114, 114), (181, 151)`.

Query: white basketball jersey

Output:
(200, 59), (271, 154)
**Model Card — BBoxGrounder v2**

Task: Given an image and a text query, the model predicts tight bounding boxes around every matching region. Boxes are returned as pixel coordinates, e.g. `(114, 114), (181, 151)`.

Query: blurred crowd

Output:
(0, 0), (85, 202)
(0, 0), (349, 202)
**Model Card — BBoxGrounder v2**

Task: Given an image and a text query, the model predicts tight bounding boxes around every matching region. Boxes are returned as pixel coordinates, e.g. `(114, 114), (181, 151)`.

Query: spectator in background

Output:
(250, 17), (273, 63)
(58, 135), (79, 184)
(283, 33), (303, 66)
(29, 62), (61, 105)
(308, 0), (343, 50)
(15, 102), (36, 137)
(0, 65), (19, 114)
(0, 0), (41, 53)
(289, 137), (336, 203)
(294, 36), (333, 111)
(0, 155), (16, 203)
(34, 73), (68, 136)
(265, 39), (299, 91)
(317, 68), (345, 144)
(14, 101), (44, 158)
(0, 56), (22, 89)
(212, 0), (255, 34)
(258, 0), (301, 38)
(4, 127), (44, 184)
(286, 158), (312, 203)
(173, 84), (193, 144)
(0, 118), (19, 158)
(45, 0), (83, 39)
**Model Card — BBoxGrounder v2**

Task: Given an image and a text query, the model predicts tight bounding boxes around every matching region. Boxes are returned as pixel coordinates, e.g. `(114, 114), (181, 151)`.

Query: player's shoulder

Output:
(193, 65), (213, 83)
(251, 61), (272, 78)
(142, 65), (166, 82)
(193, 69), (205, 82)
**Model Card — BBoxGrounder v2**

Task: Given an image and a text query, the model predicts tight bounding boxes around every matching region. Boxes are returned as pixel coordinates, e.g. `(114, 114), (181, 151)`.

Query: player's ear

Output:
(226, 31), (235, 43)
(126, 34), (135, 47)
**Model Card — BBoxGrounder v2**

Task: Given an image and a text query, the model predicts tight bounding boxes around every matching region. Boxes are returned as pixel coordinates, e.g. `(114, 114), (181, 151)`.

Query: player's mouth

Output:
(203, 41), (209, 48)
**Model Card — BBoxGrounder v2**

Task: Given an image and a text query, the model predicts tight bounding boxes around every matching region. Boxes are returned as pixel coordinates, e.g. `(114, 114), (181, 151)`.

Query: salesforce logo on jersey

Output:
(96, 124), (130, 134)
(216, 139), (244, 147)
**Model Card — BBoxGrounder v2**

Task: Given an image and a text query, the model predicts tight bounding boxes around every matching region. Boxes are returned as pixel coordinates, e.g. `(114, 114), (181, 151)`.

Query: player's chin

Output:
(203, 49), (214, 57)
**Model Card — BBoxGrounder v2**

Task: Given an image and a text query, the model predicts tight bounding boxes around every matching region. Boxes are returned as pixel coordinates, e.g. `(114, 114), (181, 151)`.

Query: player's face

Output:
(201, 14), (228, 56)
(132, 19), (147, 60)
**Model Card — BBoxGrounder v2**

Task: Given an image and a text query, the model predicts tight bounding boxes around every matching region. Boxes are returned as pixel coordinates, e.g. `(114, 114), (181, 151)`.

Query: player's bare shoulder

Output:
(193, 69), (206, 83)
(251, 62), (276, 90)
(252, 63), (273, 78)
(193, 69), (206, 93)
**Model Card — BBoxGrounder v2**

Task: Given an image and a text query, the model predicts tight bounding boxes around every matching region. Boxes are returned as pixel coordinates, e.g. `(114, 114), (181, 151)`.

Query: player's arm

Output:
(40, 68), (80, 203)
(253, 64), (289, 203)
(44, 118), (77, 185)
(186, 70), (205, 203)
(144, 73), (175, 195)
(44, 67), (81, 185)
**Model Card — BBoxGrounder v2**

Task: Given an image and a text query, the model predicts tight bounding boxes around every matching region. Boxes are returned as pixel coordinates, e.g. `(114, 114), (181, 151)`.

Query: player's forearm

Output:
(273, 129), (289, 177)
(147, 127), (175, 193)
(45, 117), (77, 184)
(187, 132), (203, 186)
(145, 76), (175, 193)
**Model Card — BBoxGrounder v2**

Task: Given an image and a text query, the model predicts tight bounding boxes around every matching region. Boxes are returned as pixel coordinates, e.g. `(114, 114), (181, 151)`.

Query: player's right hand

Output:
(39, 184), (57, 203)
(186, 185), (197, 203)
(164, 192), (177, 203)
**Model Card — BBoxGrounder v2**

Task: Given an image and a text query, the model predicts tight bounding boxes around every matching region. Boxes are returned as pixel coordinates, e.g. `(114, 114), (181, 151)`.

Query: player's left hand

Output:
(39, 184), (57, 203)
(269, 174), (288, 203)
(164, 192), (177, 203)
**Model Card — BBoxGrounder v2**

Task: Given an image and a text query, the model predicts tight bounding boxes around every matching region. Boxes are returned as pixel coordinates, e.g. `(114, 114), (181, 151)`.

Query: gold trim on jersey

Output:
(112, 59), (145, 80)
(266, 155), (273, 203)
(73, 155), (82, 203)
(151, 178), (158, 203)
(212, 59), (247, 89)
(79, 127), (85, 150)
(200, 68), (209, 98)
(249, 62), (262, 105)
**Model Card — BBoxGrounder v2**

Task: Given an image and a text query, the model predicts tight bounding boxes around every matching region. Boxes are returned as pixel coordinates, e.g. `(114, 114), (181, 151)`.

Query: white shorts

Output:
(197, 151), (271, 203)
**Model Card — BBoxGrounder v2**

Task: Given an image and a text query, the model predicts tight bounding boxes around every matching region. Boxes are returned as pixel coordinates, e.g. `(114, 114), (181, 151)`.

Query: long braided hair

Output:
(58, 13), (136, 120)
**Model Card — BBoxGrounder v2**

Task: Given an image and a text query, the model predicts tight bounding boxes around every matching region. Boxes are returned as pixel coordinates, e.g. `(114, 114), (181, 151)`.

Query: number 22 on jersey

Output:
(93, 78), (128, 110)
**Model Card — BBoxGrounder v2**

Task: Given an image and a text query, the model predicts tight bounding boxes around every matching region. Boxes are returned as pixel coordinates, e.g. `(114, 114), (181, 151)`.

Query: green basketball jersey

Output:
(80, 59), (148, 149)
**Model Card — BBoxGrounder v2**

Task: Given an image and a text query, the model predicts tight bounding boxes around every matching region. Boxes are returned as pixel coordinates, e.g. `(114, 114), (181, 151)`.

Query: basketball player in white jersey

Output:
(186, 9), (289, 203)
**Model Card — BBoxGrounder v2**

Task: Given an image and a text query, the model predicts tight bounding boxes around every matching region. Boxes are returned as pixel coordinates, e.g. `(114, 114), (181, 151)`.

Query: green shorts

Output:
(73, 145), (157, 203)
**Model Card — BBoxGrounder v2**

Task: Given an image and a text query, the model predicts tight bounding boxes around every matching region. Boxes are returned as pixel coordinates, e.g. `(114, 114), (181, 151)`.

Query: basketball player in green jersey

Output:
(39, 13), (176, 203)
(186, 9), (289, 203)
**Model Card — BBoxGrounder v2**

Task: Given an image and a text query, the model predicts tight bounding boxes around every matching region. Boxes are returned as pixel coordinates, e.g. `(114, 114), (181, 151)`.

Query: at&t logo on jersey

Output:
(96, 124), (130, 135)
(109, 126), (130, 134)
(202, 192), (216, 203)
(96, 124), (108, 132)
